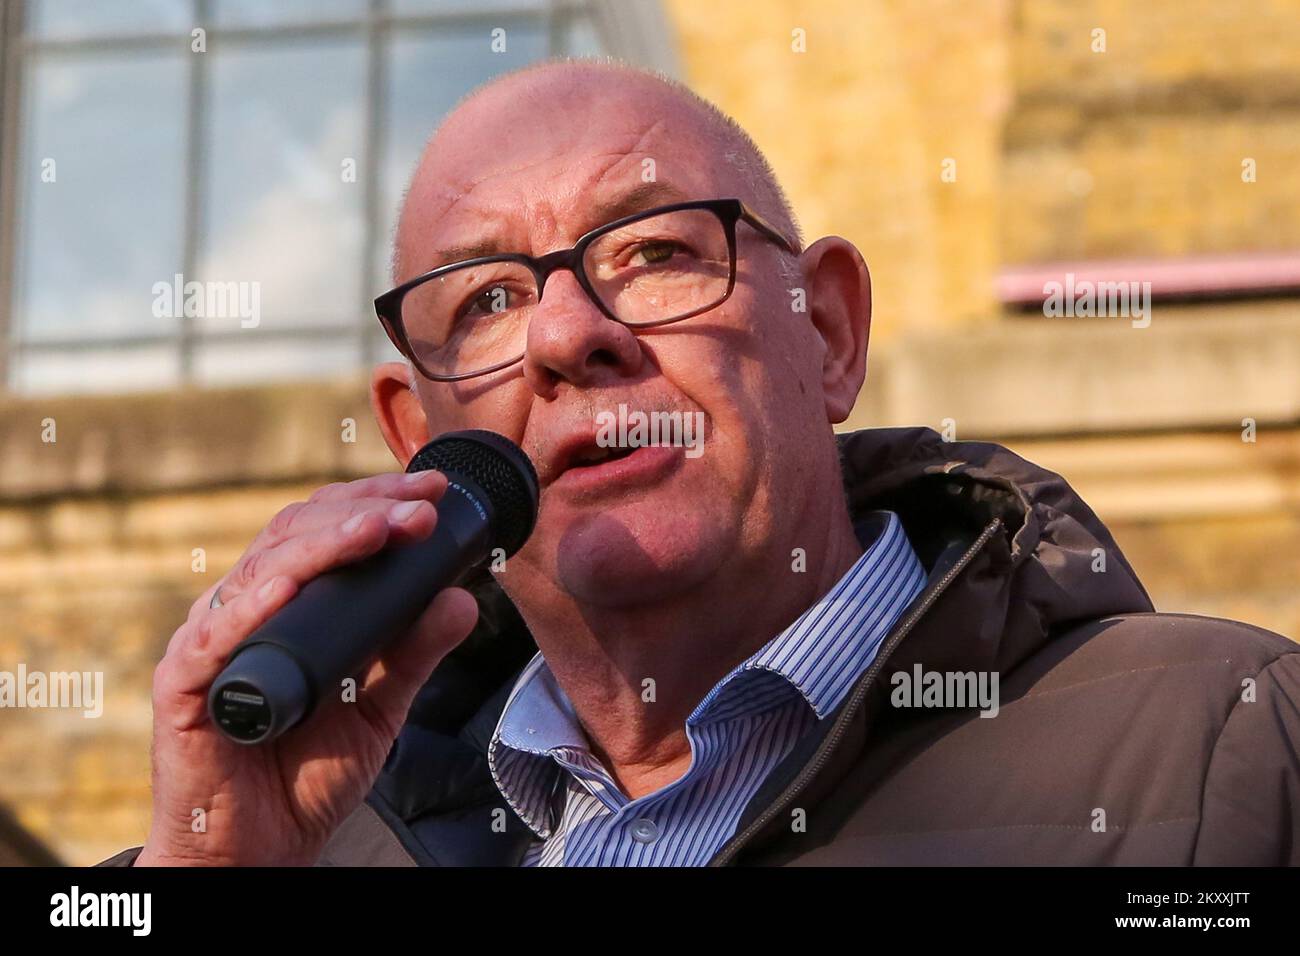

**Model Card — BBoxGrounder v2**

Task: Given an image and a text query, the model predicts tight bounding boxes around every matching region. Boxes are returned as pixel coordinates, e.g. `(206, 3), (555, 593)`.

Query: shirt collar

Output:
(689, 510), (918, 721)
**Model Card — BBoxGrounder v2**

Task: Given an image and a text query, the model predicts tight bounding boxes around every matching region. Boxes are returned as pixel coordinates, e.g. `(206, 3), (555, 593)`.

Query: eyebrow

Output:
(586, 181), (691, 227)
(424, 181), (693, 272)
(426, 239), (505, 270)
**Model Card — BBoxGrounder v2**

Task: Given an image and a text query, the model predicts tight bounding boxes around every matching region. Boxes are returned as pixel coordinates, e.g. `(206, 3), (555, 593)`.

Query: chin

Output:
(550, 500), (727, 608)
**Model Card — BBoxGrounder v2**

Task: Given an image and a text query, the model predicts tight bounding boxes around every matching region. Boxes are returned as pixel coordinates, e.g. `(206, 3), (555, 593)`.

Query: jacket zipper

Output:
(707, 516), (1004, 866)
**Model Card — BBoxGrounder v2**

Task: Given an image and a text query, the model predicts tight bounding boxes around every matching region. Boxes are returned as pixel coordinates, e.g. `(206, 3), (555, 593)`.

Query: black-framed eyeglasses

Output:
(374, 198), (798, 382)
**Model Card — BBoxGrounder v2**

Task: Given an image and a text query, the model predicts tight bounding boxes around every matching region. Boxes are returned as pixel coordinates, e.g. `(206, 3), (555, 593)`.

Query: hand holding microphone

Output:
(138, 431), (537, 866)
(207, 430), (538, 744)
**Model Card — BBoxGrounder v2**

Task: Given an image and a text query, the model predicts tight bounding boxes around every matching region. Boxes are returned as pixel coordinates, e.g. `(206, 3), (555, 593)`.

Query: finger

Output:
(180, 578), (227, 632)
(306, 469), (448, 507)
(226, 503), (435, 604)
(353, 587), (480, 735)
(166, 495), (437, 663)
(175, 498), (439, 670)
(155, 574), (299, 717)
(165, 574), (238, 660)
(228, 496), (436, 595)
(250, 476), (447, 553)
(266, 495), (441, 546)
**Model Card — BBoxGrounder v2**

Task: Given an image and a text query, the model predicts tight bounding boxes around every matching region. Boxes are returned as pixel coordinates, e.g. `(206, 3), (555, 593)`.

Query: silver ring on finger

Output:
(210, 586), (226, 610)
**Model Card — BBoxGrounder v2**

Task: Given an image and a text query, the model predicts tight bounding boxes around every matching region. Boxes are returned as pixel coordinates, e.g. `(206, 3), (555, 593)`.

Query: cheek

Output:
(423, 377), (532, 446)
(647, 365), (772, 496)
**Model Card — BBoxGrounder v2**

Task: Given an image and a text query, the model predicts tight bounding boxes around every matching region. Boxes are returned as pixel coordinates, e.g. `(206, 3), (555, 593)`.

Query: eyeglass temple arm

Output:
(738, 202), (799, 254)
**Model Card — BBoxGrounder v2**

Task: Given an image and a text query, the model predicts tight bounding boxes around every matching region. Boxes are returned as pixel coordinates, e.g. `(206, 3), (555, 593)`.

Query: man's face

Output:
(391, 72), (837, 613)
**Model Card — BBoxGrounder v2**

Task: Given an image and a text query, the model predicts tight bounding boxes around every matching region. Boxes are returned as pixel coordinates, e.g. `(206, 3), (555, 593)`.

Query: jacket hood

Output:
(837, 426), (1153, 679)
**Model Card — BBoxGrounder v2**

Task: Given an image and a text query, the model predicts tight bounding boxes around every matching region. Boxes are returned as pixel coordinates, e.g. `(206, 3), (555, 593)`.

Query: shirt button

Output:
(629, 818), (659, 843)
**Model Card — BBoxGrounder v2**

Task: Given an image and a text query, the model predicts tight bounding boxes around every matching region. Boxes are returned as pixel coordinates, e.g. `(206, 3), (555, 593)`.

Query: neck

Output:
(521, 497), (864, 800)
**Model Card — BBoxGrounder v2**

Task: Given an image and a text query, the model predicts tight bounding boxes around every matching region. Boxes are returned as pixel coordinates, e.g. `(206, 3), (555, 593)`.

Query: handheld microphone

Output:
(207, 429), (539, 745)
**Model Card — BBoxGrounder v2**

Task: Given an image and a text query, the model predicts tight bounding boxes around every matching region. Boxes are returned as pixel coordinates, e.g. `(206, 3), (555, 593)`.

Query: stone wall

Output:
(0, 379), (394, 865)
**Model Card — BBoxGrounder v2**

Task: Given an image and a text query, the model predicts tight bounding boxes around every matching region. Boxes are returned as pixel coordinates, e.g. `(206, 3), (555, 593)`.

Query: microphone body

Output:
(207, 430), (538, 745)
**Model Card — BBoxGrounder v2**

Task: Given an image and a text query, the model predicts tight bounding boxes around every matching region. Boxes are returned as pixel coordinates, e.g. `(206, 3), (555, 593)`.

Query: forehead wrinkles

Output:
(425, 110), (698, 216)
(396, 152), (623, 276)
(397, 114), (725, 277)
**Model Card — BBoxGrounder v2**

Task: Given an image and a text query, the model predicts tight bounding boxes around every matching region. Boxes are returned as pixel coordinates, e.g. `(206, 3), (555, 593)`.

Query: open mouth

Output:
(547, 438), (683, 494)
(566, 444), (637, 469)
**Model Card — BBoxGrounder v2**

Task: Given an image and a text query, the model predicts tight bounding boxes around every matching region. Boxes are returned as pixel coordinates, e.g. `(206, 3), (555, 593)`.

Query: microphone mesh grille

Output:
(405, 430), (539, 558)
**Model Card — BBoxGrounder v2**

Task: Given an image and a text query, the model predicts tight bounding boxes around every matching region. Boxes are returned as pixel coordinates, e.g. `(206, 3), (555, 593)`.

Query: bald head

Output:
(391, 58), (801, 284)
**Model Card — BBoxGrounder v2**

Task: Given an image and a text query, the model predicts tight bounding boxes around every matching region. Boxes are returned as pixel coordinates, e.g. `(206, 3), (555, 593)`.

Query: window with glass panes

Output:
(0, 0), (677, 394)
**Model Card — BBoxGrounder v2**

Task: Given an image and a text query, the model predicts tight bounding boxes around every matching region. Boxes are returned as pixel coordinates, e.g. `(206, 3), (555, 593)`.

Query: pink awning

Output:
(997, 251), (1300, 304)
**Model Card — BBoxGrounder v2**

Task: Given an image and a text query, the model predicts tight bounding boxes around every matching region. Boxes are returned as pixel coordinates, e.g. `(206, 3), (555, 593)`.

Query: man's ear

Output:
(370, 362), (431, 468)
(800, 236), (871, 424)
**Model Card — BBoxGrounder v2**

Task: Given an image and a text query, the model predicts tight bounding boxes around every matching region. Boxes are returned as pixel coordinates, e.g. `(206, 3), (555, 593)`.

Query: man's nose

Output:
(521, 269), (644, 397)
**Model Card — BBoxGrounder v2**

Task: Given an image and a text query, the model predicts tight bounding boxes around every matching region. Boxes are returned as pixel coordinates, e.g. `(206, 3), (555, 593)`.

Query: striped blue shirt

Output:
(487, 510), (926, 866)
